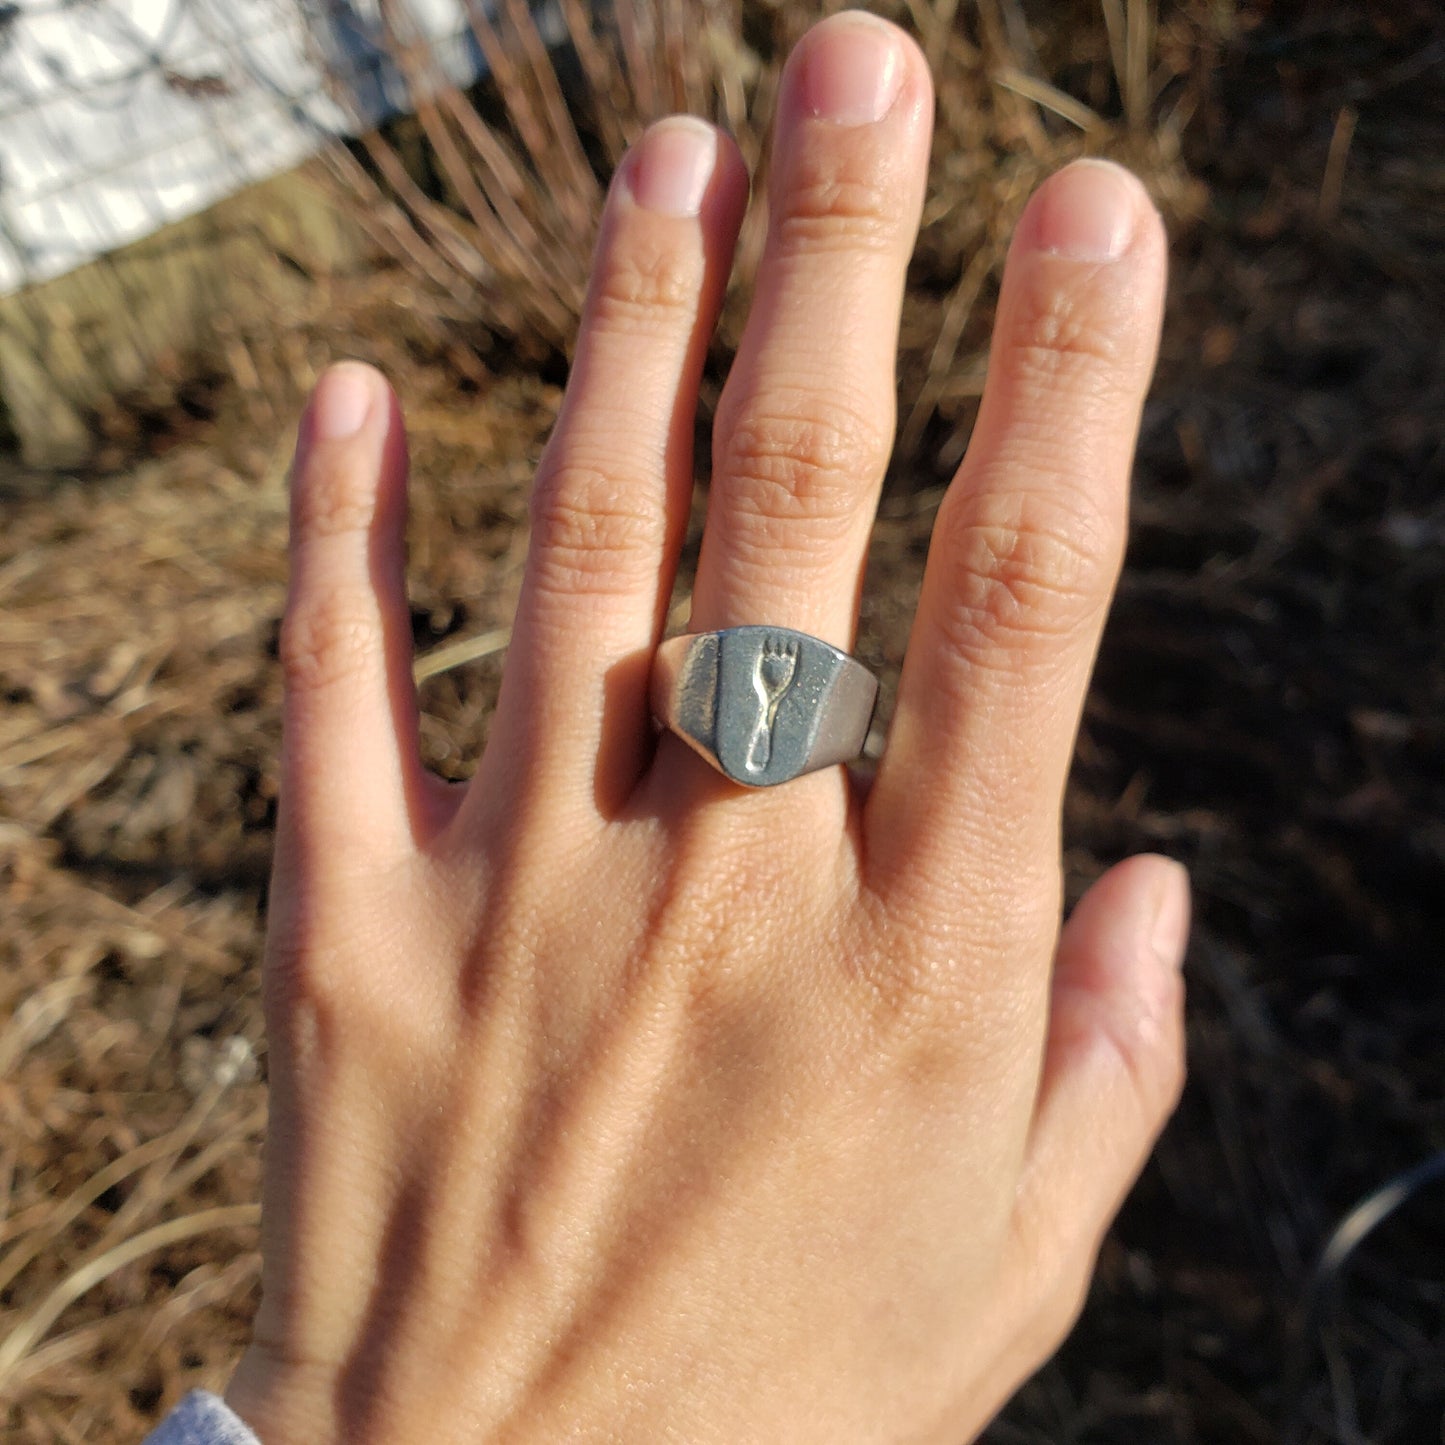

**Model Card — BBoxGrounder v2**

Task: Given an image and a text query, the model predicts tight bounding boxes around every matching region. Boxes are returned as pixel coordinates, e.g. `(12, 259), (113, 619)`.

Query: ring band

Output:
(650, 626), (879, 788)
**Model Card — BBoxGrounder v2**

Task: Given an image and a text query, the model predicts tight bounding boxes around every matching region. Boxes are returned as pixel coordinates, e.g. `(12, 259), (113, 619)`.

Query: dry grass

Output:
(4, 1), (1444, 1440)
(319, 0), (1210, 444)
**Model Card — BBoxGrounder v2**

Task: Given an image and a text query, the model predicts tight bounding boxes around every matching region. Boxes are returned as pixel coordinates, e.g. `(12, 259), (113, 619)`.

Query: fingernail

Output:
(1149, 862), (1192, 971)
(1025, 159), (1143, 263)
(312, 363), (375, 440)
(801, 12), (905, 125)
(627, 116), (718, 217)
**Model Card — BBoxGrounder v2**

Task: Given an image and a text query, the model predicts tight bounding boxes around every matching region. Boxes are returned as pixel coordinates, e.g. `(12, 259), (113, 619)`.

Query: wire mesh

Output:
(0, 0), (493, 293)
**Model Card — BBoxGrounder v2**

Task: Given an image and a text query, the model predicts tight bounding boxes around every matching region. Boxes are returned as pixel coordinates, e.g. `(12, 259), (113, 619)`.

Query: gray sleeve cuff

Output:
(143, 1391), (261, 1445)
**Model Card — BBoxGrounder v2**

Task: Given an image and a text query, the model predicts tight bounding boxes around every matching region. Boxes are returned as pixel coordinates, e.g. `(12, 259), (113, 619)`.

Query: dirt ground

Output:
(2, 3), (1443, 1442)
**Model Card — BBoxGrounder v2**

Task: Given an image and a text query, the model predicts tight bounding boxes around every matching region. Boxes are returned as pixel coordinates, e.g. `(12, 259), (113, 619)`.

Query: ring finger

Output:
(688, 11), (933, 649)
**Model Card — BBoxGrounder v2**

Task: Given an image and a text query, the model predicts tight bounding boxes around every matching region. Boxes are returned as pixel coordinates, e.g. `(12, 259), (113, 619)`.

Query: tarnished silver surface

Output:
(651, 626), (878, 787)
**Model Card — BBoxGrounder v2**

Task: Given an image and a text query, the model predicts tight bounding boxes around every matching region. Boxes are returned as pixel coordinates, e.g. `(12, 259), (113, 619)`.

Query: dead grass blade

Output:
(413, 625), (513, 683)
(0, 1205), (260, 1392)
(1101, 0), (1156, 132)
(993, 67), (1104, 131)
(0, 1044), (256, 1303)
(901, 244), (999, 461)
(1318, 103), (1358, 224)
(319, 0), (769, 358)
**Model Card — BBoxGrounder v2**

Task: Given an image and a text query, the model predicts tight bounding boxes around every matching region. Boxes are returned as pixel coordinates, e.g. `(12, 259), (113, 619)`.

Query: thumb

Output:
(1000, 854), (1189, 1347)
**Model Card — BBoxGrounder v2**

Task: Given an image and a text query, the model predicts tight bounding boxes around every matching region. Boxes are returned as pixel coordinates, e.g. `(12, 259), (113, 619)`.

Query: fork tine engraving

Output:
(653, 626), (878, 787)
(745, 635), (800, 774)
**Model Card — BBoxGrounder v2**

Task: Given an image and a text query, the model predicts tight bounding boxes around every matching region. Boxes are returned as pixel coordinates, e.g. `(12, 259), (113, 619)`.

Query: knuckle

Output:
(589, 231), (701, 329)
(278, 587), (379, 696)
(718, 394), (892, 538)
(292, 451), (378, 541)
(930, 485), (1117, 670)
(265, 877), (437, 1058)
(268, 933), (413, 1068)
(774, 149), (899, 256)
(265, 929), (343, 1027)
(529, 461), (664, 594)
(1000, 282), (1138, 397)
(1070, 970), (1188, 1132)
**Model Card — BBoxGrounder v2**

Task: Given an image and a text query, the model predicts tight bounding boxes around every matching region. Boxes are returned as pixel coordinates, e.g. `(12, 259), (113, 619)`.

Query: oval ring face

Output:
(653, 627), (879, 787)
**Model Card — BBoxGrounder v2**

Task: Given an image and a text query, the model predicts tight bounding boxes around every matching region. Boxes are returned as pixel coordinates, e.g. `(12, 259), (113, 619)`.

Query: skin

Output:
(223, 12), (1185, 1443)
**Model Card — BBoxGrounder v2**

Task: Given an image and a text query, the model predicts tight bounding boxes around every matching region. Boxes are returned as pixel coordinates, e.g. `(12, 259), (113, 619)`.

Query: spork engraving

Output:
(745, 635), (799, 774)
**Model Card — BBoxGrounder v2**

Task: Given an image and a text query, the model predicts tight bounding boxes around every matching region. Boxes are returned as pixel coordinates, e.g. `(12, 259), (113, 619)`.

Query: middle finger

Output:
(689, 11), (932, 649)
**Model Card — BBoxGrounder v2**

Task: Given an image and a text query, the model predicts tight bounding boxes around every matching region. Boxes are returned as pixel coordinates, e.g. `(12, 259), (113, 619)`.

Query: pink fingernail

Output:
(312, 363), (375, 440)
(1023, 159), (1143, 263)
(627, 117), (719, 217)
(800, 12), (905, 126)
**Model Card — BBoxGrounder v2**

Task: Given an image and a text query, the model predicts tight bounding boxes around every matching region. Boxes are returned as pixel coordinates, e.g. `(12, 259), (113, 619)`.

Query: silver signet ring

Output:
(650, 627), (879, 788)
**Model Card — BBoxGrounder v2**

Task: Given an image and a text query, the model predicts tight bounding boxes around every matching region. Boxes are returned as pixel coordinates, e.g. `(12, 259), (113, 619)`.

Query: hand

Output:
(224, 12), (1184, 1442)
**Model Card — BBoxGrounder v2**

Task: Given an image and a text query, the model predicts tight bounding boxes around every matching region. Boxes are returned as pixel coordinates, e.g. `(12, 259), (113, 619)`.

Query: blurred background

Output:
(1, 1), (1442, 1440)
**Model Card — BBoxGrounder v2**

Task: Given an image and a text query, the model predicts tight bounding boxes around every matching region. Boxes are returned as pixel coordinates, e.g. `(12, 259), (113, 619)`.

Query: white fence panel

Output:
(0, 0), (488, 295)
